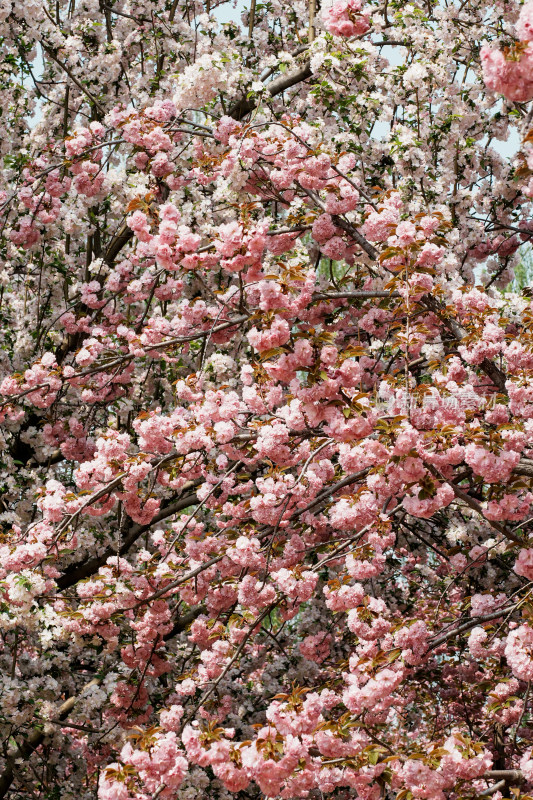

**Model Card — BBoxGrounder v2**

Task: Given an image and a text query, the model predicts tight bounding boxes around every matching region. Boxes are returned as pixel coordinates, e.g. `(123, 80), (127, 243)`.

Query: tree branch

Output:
(0, 678), (101, 798)
(229, 62), (312, 120)
(56, 486), (201, 590)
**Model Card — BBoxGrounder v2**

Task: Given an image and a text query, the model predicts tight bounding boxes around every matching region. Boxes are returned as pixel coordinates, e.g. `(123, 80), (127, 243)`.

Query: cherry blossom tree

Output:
(4, 0), (533, 798)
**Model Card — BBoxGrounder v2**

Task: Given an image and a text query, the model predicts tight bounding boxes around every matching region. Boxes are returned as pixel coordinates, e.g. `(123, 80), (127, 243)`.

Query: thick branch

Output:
(56, 487), (200, 590)
(229, 62), (312, 120)
(104, 222), (134, 265)
(429, 604), (519, 649)
(0, 678), (101, 799)
(164, 604), (206, 640)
